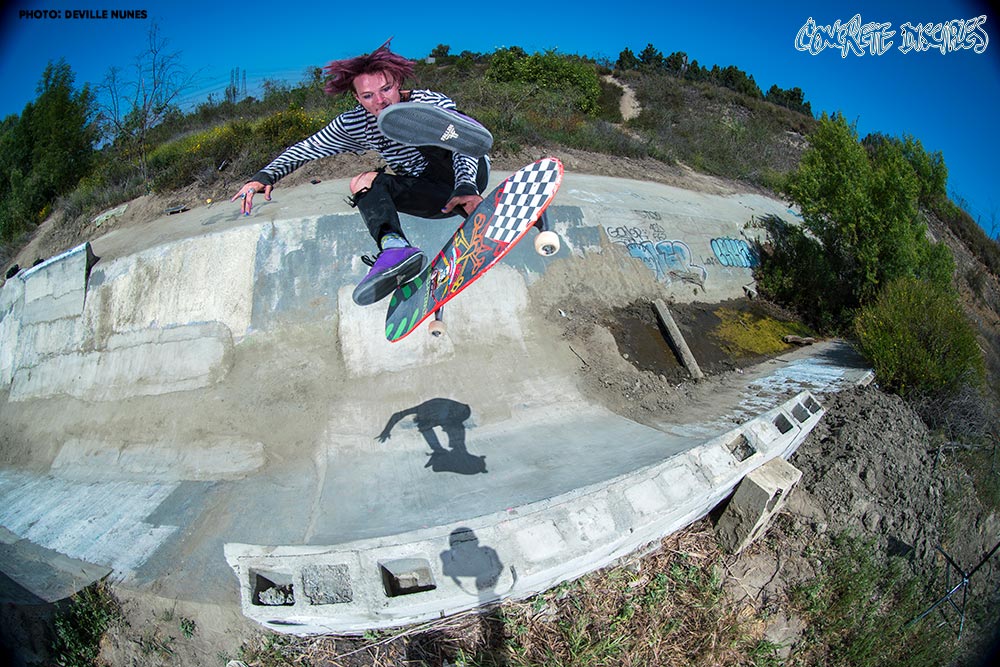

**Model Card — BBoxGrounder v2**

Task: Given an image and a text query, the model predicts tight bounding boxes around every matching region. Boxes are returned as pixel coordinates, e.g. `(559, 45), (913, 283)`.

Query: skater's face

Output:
(353, 71), (401, 117)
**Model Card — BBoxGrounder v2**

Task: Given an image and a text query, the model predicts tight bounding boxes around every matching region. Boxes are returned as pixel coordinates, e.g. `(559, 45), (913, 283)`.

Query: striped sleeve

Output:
(251, 90), (483, 192)
(252, 111), (369, 185)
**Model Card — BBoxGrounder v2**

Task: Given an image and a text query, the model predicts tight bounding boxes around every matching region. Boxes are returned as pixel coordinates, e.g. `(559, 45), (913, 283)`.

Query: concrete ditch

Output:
(0, 172), (870, 634)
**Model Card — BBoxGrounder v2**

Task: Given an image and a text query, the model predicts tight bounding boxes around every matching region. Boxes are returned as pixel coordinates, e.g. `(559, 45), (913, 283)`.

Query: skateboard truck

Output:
(425, 213), (561, 339)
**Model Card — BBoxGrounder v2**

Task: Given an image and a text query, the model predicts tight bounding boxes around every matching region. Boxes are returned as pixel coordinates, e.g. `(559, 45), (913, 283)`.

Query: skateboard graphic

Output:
(385, 157), (564, 342)
(378, 102), (493, 157)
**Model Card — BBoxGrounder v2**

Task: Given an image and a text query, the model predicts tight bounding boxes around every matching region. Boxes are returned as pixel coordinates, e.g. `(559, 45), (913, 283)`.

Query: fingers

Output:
(441, 195), (482, 215)
(230, 184), (253, 202)
(231, 182), (270, 215)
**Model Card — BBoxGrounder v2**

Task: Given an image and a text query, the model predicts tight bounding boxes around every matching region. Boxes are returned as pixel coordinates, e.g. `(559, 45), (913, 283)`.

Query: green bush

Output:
(486, 48), (601, 115)
(854, 276), (985, 396)
(146, 108), (334, 191)
(253, 107), (333, 150)
(51, 582), (123, 667)
(756, 113), (955, 333)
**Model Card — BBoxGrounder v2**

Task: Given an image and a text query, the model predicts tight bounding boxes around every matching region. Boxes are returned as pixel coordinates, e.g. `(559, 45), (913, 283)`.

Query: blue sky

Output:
(1, 0), (997, 233)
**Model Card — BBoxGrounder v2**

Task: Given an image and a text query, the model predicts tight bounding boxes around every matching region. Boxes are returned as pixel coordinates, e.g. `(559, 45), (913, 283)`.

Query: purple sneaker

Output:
(352, 246), (426, 305)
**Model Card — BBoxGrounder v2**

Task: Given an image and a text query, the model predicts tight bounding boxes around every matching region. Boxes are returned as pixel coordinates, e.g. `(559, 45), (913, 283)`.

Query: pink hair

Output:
(324, 40), (415, 96)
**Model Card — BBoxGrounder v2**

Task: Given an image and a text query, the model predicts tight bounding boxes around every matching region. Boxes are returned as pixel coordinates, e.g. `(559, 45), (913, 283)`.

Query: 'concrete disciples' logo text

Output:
(795, 14), (989, 57)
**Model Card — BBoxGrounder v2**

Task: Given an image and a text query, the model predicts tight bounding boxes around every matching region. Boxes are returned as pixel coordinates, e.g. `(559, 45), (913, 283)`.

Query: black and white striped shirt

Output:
(251, 90), (479, 191)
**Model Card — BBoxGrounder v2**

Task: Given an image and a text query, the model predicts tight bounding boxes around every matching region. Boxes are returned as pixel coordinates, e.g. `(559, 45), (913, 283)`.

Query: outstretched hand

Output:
(231, 181), (272, 215)
(441, 194), (482, 217)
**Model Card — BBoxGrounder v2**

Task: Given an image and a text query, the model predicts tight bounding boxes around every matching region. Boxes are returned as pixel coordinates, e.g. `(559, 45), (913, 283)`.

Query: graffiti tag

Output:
(606, 225), (707, 286)
(710, 237), (759, 268)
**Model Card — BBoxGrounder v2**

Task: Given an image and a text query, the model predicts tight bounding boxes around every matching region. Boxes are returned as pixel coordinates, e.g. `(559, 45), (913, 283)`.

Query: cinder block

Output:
(715, 457), (802, 554)
(515, 521), (566, 563)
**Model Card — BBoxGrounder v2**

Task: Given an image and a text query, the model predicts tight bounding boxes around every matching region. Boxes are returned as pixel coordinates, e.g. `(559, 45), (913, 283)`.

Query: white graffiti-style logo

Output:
(795, 14), (989, 57)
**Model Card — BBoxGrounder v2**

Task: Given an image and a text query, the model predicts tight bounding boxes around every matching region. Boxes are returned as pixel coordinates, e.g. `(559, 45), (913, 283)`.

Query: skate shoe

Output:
(352, 246), (426, 305)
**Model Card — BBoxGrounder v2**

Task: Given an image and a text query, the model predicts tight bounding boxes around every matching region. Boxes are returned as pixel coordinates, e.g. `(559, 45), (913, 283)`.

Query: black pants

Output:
(354, 148), (488, 249)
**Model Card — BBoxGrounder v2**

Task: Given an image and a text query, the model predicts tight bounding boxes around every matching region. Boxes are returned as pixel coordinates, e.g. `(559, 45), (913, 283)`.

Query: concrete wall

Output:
(0, 174), (799, 403)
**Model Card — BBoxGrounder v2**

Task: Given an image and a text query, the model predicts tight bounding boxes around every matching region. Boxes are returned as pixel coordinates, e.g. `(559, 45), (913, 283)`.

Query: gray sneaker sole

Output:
(378, 103), (493, 157)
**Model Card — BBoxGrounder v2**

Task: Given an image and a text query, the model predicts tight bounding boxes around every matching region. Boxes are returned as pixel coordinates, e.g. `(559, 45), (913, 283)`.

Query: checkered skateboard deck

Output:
(385, 157), (564, 342)
(378, 102), (493, 157)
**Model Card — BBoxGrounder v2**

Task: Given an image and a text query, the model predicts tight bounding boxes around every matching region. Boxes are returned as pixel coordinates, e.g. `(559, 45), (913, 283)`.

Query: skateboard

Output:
(385, 157), (564, 342)
(378, 102), (493, 157)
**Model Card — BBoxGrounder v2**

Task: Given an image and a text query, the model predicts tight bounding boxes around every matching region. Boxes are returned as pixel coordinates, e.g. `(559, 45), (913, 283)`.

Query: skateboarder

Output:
(231, 40), (487, 305)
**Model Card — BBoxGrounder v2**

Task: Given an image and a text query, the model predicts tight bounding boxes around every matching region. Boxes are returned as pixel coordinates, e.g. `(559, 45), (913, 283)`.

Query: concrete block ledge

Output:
(17, 242), (98, 325)
(225, 390), (825, 635)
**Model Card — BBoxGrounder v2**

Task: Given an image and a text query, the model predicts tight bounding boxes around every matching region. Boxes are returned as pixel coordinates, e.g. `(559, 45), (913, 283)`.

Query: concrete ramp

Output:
(0, 526), (110, 604)
(225, 389), (830, 634)
(0, 172), (867, 631)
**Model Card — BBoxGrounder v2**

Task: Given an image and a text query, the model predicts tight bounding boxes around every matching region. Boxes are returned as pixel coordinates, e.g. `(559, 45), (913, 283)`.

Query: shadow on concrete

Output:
(403, 528), (507, 665)
(378, 398), (487, 475)
(0, 572), (58, 667)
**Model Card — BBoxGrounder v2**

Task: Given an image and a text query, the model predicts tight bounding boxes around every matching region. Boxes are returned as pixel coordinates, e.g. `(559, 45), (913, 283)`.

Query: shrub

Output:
(756, 113), (955, 333)
(146, 108), (335, 191)
(51, 582), (123, 667)
(486, 48), (601, 115)
(253, 107), (333, 150)
(854, 276), (985, 396)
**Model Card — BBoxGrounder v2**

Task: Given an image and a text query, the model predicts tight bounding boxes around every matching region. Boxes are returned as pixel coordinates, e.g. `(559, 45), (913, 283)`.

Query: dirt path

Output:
(605, 74), (642, 121)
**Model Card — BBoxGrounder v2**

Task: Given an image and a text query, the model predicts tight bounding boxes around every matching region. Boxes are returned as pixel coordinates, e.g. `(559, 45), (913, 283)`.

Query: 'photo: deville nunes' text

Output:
(18, 8), (149, 20)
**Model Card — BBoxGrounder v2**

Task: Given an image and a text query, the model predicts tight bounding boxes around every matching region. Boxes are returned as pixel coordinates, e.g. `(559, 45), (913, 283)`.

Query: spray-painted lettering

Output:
(711, 238), (759, 268)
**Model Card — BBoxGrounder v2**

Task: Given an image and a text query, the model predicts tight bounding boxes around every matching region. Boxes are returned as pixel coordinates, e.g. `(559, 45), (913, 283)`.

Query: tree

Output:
(765, 84), (812, 116)
(684, 59), (705, 81)
(99, 23), (193, 187)
(756, 113), (953, 331)
(638, 43), (664, 69)
(616, 47), (640, 71)
(664, 51), (688, 74)
(900, 134), (947, 204)
(429, 44), (450, 58)
(0, 60), (96, 240)
(716, 66), (762, 98)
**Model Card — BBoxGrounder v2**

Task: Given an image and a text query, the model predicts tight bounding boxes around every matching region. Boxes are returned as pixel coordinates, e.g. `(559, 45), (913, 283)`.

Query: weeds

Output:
(50, 581), (123, 667)
(179, 616), (197, 639)
(712, 306), (815, 357)
(790, 532), (956, 667)
(445, 527), (773, 666)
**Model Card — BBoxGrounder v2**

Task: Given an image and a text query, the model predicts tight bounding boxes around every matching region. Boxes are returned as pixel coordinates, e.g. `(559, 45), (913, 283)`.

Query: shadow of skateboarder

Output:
(377, 398), (487, 475)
